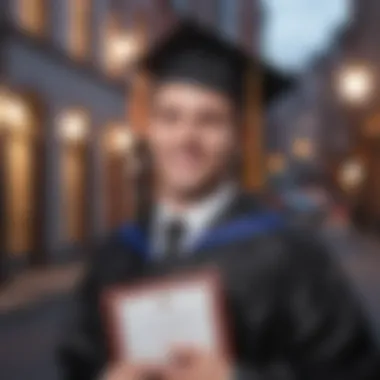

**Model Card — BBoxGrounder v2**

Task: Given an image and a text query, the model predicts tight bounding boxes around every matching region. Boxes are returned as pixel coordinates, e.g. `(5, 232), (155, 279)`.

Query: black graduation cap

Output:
(140, 20), (292, 107)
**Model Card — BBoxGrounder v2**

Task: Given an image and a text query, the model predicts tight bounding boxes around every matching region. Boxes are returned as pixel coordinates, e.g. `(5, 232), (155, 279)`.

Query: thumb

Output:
(169, 345), (201, 366)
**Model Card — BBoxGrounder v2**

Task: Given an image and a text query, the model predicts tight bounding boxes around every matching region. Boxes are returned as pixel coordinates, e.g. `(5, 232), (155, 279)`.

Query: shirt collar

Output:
(151, 182), (238, 254)
(155, 182), (238, 230)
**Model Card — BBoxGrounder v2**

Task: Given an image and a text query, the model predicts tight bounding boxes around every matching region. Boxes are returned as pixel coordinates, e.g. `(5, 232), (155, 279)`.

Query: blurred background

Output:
(1, 1), (380, 379)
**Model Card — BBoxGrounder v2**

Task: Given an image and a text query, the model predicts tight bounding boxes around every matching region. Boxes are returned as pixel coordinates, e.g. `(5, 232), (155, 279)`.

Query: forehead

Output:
(152, 81), (234, 111)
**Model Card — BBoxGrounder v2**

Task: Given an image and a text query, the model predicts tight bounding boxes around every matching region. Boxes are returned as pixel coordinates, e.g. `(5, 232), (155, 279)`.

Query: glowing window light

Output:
(105, 28), (141, 77)
(292, 137), (313, 159)
(337, 65), (374, 105)
(107, 126), (134, 154)
(109, 35), (139, 63)
(339, 159), (366, 190)
(0, 89), (30, 132)
(57, 109), (89, 143)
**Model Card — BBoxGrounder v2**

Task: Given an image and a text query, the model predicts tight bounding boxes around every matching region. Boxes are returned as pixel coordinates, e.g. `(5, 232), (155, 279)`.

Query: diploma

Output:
(103, 269), (229, 363)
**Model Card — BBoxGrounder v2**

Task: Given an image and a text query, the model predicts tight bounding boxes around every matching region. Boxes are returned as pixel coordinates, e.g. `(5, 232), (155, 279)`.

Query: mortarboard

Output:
(140, 19), (292, 108)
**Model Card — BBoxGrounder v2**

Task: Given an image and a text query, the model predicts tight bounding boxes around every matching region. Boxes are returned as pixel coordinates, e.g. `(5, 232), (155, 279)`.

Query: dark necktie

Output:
(164, 219), (185, 259)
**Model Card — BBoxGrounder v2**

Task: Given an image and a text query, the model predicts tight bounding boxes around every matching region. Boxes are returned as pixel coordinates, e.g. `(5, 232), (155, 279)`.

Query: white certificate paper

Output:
(106, 272), (225, 363)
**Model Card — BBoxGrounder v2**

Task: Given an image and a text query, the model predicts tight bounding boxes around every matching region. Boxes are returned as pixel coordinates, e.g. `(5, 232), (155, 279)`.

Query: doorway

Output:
(59, 108), (90, 249)
(0, 90), (45, 282)
(103, 124), (133, 231)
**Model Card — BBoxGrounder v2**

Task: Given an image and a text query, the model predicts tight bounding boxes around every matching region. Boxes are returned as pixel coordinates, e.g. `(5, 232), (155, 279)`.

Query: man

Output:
(58, 21), (379, 380)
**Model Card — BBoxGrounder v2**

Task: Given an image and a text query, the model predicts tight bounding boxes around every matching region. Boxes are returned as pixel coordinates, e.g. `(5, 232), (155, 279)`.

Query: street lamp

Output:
(336, 64), (374, 106)
(106, 32), (141, 76)
(292, 137), (314, 160)
(106, 125), (134, 154)
(109, 35), (139, 64)
(57, 109), (89, 144)
(339, 158), (366, 192)
(0, 88), (30, 132)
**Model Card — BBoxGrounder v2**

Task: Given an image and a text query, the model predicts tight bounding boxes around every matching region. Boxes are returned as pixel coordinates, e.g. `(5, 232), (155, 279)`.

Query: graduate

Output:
(58, 21), (379, 380)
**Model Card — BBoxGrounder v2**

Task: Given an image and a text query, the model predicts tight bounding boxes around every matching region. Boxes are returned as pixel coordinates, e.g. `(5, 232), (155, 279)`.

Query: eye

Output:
(153, 105), (181, 126)
(197, 110), (228, 129)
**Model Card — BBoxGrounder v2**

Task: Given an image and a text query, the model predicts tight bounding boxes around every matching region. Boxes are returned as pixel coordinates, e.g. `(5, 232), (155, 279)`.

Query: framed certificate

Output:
(102, 268), (230, 364)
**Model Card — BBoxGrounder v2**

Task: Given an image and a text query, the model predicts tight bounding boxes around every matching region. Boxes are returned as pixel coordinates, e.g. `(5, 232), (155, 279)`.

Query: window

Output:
(68, 0), (91, 60)
(1, 93), (34, 255)
(17, 0), (47, 35)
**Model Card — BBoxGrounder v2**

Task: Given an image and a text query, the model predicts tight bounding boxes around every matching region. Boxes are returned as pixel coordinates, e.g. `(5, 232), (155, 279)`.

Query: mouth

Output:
(169, 150), (205, 171)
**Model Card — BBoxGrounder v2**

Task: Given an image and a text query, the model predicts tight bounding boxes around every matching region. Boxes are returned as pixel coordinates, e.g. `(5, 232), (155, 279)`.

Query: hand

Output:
(165, 346), (232, 380)
(104, 362), (163, 380)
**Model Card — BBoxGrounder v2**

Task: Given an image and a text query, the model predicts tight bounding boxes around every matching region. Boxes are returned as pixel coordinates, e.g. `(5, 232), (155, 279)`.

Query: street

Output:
(0, 295), (72, 380)
(0, 227), (380, 380)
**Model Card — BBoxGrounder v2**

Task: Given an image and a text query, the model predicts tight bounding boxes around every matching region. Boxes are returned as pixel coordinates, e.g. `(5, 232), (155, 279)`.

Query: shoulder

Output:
(269, 225), (347, 290)
(242, 214), (335, 273)
(230, 191), (267, 214)
(280, 226), (334, 265)
(85, 224), (146, 281)
(91, 222), (147, 256)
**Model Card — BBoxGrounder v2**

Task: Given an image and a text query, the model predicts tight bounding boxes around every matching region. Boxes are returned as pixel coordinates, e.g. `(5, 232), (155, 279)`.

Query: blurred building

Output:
(267, 50), (347, 185)
(268, 0), (380, 229)
(0, 0), (273, 282)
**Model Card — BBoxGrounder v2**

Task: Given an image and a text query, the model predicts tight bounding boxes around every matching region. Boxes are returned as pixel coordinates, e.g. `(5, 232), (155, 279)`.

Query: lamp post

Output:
(103, 124), (136, 226)
(106, 125), (134, 157)
(337, 64), (374, 106)
(336, 64), (375, 152)
(338, 158), (366, 194)
(335, 64), (375, 228)
(362, 113), (380, 231)
(57, 108), (89, 243)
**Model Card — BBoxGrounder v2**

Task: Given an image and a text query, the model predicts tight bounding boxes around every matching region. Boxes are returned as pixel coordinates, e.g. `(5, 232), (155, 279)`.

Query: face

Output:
(148, 81), (238, 197)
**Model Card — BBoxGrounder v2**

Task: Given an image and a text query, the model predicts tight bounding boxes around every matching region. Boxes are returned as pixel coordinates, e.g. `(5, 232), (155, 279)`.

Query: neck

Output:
(157, 180), (236, 213)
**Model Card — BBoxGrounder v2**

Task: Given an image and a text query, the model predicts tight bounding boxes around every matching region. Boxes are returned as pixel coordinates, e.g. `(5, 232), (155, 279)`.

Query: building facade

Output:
(0, 0), (266, 281)
(268, 0), (380, 228)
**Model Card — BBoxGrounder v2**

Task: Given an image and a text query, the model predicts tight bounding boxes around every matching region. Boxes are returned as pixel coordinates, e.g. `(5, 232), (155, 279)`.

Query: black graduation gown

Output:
(57, 193), (380, 380)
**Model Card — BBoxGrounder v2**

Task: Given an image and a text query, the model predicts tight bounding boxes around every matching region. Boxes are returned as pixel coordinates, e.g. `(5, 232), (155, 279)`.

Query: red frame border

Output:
(101, 267), (232, 362)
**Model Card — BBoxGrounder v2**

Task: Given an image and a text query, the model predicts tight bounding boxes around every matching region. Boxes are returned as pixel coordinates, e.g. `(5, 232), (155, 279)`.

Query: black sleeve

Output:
(56, 235), (143, 380)
(57, 243), (109, 380)
(276, 231), (379, 380)
(237, 230), (380, 380)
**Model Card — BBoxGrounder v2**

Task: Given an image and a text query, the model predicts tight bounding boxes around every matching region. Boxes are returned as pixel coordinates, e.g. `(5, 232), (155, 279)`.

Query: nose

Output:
(175, 119), (199, 141)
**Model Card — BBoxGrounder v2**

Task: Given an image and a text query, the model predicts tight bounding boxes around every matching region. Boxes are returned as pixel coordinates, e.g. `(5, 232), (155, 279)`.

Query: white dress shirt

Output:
(151, 182), (238, 258)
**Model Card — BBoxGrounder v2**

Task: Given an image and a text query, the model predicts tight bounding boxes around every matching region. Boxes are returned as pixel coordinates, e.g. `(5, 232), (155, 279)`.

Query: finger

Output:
(141, 372), (164, 380)
(105, 362), (131, 380)
(137, 362), (163, 371)
(135, 362), (165, 379)
(169, 344), (201, 365)
(165, 365), (193, 380)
